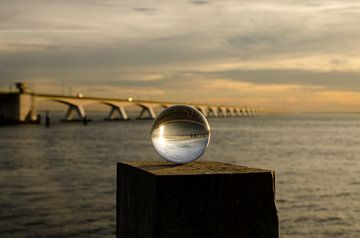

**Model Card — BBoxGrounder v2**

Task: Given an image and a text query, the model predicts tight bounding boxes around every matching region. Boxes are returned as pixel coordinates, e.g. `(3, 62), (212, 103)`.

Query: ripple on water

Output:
(0, 114), (360, 238)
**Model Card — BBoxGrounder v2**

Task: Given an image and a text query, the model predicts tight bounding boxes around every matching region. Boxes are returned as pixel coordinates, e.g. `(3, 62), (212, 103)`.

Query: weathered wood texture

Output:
(117, 161), (278, 238)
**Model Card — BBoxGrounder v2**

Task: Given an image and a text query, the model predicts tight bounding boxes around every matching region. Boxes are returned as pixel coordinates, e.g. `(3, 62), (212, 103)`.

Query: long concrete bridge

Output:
(0, 83), (266, 123)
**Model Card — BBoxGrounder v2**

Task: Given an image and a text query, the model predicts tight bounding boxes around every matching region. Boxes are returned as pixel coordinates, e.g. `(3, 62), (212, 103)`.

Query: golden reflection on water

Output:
(1, 113), (360, 238)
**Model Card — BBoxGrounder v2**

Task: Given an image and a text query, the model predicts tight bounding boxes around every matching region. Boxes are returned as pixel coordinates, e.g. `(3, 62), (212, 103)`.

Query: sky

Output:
(1, 0), (360, 112)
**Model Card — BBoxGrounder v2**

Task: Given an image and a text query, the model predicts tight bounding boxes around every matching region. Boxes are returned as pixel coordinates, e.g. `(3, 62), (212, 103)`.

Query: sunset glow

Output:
(1, 0), (360, 112)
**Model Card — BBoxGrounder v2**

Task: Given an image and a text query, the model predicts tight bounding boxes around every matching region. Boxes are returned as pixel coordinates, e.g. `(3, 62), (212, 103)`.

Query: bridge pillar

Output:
(231, 108), (237, 117)
(239, 108), (245, 116)
(105, 105), (128, 120)
(233, 108), (240, 117)
(242, 108), (248, 116)
(208, 107), (218, 117)
(226, 108), (235, 117)
(137, 105), (156, 119)
(238, 108), (243, 116)
(218, 107), (227, 117)
(20, 93), (37, 122)
(63, 104), (86, 121)
(0, 93), (38, 123)
(248, 108), (254, 116)
(196, 106), (208, 117)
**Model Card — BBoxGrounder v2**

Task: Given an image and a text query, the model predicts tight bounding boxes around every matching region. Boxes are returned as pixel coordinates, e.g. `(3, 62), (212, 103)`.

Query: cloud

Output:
(1, 0), (360, 111)
(133, 7), (157, 13)
(200, 69), (360, 91)
(190, 0), (210, 5)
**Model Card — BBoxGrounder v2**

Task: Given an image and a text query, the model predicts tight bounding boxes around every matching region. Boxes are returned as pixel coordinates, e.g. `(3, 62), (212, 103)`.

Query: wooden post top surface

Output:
(118, 161), (272, 176)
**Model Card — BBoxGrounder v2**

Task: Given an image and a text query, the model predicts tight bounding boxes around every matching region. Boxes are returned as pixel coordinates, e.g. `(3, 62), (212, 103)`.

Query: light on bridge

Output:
(128, 97), (133, 102)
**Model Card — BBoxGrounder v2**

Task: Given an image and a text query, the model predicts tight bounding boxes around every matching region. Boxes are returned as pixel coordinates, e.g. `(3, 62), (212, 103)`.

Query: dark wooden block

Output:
(117, 161), (278, 238)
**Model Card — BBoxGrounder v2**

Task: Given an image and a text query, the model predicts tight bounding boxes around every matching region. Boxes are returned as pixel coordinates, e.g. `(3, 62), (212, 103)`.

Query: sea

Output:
(0, 113), (359, 238)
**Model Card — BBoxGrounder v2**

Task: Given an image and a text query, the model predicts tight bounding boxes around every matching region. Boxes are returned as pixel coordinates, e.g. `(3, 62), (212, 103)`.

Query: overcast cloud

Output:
(1, 0), (360, 111)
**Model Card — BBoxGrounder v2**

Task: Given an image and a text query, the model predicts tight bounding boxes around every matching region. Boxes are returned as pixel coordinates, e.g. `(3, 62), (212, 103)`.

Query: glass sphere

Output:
(151, 105), (211, 164)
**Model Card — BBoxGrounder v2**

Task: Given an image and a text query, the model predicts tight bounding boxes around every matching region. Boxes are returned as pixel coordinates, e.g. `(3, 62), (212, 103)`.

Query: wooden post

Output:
(117, 161), (278, 238)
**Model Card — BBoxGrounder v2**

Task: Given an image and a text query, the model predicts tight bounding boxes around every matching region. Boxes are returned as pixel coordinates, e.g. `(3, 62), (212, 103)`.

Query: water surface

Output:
(0, 113), (359, 237)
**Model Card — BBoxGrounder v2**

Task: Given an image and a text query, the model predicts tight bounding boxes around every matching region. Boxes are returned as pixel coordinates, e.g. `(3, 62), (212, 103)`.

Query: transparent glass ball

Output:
(151, 105), (211, 164)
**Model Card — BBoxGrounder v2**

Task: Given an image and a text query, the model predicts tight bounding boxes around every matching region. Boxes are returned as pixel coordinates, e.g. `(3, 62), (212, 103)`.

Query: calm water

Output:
(1, 113), (360, 238)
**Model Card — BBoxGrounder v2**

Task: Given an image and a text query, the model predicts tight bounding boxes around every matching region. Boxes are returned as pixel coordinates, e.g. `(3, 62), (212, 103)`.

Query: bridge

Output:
(0, 83), (266, 123)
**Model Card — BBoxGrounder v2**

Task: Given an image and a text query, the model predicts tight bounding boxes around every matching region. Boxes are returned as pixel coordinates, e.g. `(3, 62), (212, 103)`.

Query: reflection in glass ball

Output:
(151, 105), (211, 164)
